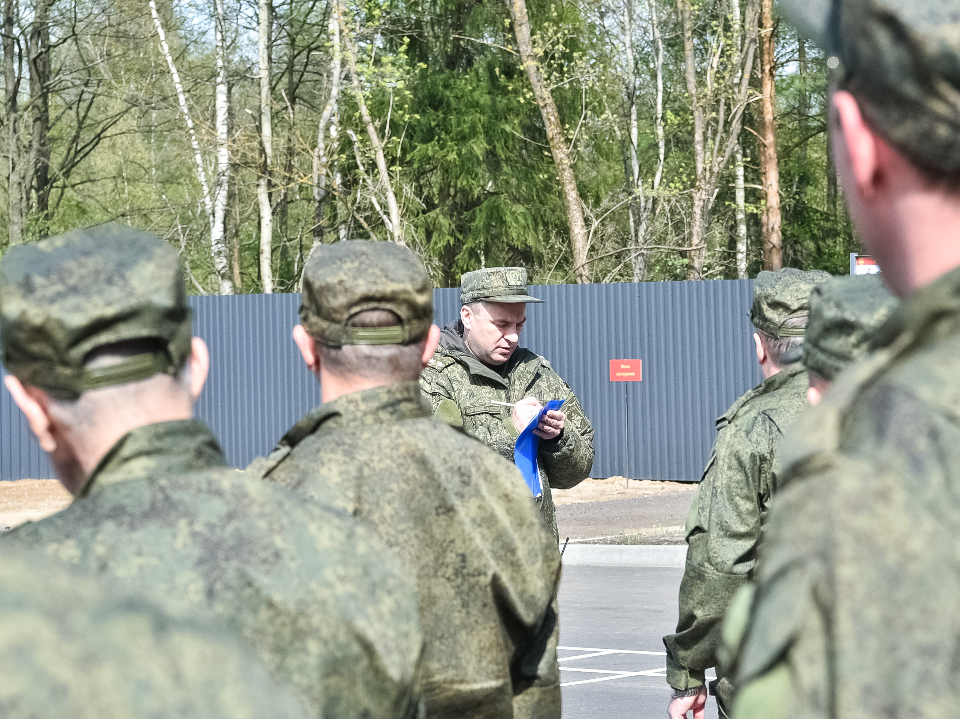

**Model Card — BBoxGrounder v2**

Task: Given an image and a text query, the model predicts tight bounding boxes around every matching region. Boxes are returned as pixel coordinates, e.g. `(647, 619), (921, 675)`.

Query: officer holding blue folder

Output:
(420, 267), (595, 543)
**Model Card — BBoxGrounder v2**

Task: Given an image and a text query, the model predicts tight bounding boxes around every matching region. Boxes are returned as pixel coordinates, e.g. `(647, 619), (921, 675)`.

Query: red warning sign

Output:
(610, 359), (642, 382)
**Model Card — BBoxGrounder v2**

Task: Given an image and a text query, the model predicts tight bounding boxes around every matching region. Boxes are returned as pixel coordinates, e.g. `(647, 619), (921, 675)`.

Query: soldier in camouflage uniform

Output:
(256, 241), (563, 718)
(0, 548), (304, 717)
(663, 268), (828, 719)
(729, 1), (960, 716)
(802, 274), (897, 406)
(419, 267), (594, 542)
(0, 224), (423, 718)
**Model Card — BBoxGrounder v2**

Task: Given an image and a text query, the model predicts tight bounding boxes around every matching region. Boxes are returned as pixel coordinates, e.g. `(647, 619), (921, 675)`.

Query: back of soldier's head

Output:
(299, 240), (434, 382)
(803, 274), (898, 385)
(751, 268), (832, 366)
(782, 0), (960, 184)
(0, 223), (193, 402)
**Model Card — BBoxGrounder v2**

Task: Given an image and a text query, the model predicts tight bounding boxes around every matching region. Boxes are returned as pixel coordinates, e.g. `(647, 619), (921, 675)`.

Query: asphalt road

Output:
(558, 565), (718, 720)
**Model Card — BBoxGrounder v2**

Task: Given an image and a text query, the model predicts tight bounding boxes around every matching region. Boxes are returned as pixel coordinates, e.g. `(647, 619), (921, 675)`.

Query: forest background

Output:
(0, 0), (857, 293)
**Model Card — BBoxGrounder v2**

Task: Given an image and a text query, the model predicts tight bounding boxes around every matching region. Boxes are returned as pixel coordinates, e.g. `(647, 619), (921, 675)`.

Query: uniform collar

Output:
(80, 419), (227, 498)
(273, 381), (430, 452)
(719, 363), (806, 426)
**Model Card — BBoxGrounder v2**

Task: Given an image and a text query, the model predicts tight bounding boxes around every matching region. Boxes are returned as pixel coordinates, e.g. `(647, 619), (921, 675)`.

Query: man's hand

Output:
(534, 409), (565, 440)
(667, 688), (707, 719)
(511, 397), (543, 432)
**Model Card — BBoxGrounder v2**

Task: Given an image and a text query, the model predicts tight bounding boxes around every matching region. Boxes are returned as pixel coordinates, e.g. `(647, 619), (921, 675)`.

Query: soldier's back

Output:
(0, 548), (304, 718)
(734, 270), (960, 716)
(263, 382), (562, 718)
(4, 427), (423, 719)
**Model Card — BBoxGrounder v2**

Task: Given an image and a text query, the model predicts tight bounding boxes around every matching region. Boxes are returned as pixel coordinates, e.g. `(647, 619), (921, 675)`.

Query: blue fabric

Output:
(514, 400), (564, 497)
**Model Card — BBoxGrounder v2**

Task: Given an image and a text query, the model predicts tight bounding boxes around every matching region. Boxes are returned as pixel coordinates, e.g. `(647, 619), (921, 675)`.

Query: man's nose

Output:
(504, 328), (520, 342)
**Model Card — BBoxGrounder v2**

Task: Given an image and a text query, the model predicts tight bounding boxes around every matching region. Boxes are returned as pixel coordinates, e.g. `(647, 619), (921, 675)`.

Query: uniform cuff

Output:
(666, 653), (706, 691)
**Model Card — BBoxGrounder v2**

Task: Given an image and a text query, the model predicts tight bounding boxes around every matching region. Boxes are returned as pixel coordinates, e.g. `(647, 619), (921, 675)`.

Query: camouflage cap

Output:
(751, 268), (832, 338)
(300, 240), (433, 347)
(460, 267), (543, 305)
(778, 0), (960, 173)
(803, 274), (897, 381)
(0, 223), (192, 400)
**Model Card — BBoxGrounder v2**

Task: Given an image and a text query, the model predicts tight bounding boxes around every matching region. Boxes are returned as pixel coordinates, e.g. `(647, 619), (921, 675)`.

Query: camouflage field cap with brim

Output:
(300, 240), (433, 347)
(751, 268), (832, 339)
(803, 273), (898, 381)
(460, 267), (543, 305)
(777, 0), (960, 173)
(0, 223), (193, 400)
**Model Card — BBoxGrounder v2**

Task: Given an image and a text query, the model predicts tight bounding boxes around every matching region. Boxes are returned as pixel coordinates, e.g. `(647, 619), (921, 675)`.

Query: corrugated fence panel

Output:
(1, 280), (761, 481)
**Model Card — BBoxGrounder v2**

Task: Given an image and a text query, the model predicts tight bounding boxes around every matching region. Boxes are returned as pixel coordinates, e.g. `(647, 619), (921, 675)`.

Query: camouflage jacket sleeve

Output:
(536, 368), (595, 490)
(420, 355), (464, 427)
(663, 418), (775, 691)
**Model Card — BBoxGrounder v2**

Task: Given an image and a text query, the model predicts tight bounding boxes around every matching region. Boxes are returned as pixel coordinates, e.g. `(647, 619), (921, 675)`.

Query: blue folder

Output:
(513, 399), (564, 498)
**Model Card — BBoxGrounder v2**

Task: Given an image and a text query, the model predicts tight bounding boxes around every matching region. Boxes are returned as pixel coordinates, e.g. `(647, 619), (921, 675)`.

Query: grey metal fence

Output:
(1, 280), (761, 482)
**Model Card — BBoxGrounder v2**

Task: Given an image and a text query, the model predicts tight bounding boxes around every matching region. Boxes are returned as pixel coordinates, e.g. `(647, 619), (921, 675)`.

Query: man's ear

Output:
(420, 324), (441, 368)
(4, 375), (57, 452)
(832, 90), (881, 201)
(188, 337), (210, 402)
(754, 332), (767, 366)
(460, 304), (473, 331)
(293, 325), (321, 374)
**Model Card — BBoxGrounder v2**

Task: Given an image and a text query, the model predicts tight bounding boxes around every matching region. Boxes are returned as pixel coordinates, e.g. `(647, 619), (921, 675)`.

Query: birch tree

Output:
(678, 0), (759, 279)
(212, 0), (233, 293)
(257, 0), (274, 292)
(149, 0), (234, 294)
(312, 10), (341, 247)
(731, 0), (748, 278)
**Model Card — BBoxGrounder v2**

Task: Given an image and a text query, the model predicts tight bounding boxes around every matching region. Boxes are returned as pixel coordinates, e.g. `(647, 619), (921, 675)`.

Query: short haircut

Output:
(755, 316), (807, 368)
(317, 309), (424, 382)
(47, 338), (192, 430)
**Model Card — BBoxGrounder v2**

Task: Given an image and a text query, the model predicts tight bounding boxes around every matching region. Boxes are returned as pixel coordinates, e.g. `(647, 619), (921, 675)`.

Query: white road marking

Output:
(558, 645), (666, 656)
(558, 645), (667, 687)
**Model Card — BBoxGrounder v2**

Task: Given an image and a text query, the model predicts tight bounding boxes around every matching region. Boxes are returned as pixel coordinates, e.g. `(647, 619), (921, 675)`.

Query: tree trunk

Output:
(4, 0), (23, 247)
(760, 0), (782, 271)
(337, 0), (403, 244)
(313, 10), (341, 247)
(735, 143), (748, 277)
(623, 0), (644, 282)
(27, 0), (50, 236)
(678, 0), (707, 278)
(212, 0), (234, 294)
(506, 0), (590, 282)
(731, 0), (747, 278)
(257, 0), (273, 293)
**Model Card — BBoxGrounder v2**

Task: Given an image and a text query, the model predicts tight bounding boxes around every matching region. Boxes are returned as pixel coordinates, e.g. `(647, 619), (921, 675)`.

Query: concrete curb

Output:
(560, 544), (687, 567)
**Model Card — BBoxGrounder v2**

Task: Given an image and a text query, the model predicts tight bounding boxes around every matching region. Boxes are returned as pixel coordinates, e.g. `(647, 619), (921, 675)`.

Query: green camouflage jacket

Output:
(257, 382), (563, 719)
(419, 322), (595, 541)
(732, 265), (960, 718)
(663, 364), (808, 701)
(3, 419), (423, 719)
(0, 548), (304, 718)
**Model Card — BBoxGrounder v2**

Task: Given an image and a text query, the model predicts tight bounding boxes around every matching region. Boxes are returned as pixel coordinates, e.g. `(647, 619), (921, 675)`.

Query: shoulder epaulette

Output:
(427, 354), (456, 372)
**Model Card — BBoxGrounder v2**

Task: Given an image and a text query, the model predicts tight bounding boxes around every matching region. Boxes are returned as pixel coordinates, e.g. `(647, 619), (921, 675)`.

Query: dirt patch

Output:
(555, 478), (697, 545)
(552, 477), (694, 506)
(0, 479), (71, 530)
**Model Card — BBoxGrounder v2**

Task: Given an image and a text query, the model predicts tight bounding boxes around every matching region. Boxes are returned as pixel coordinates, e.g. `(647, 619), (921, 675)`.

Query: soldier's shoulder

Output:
(0, 549), (304, 718)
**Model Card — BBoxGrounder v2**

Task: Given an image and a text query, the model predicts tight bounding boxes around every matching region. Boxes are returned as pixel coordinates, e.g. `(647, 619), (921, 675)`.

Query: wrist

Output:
(669, 685), (705, 698)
